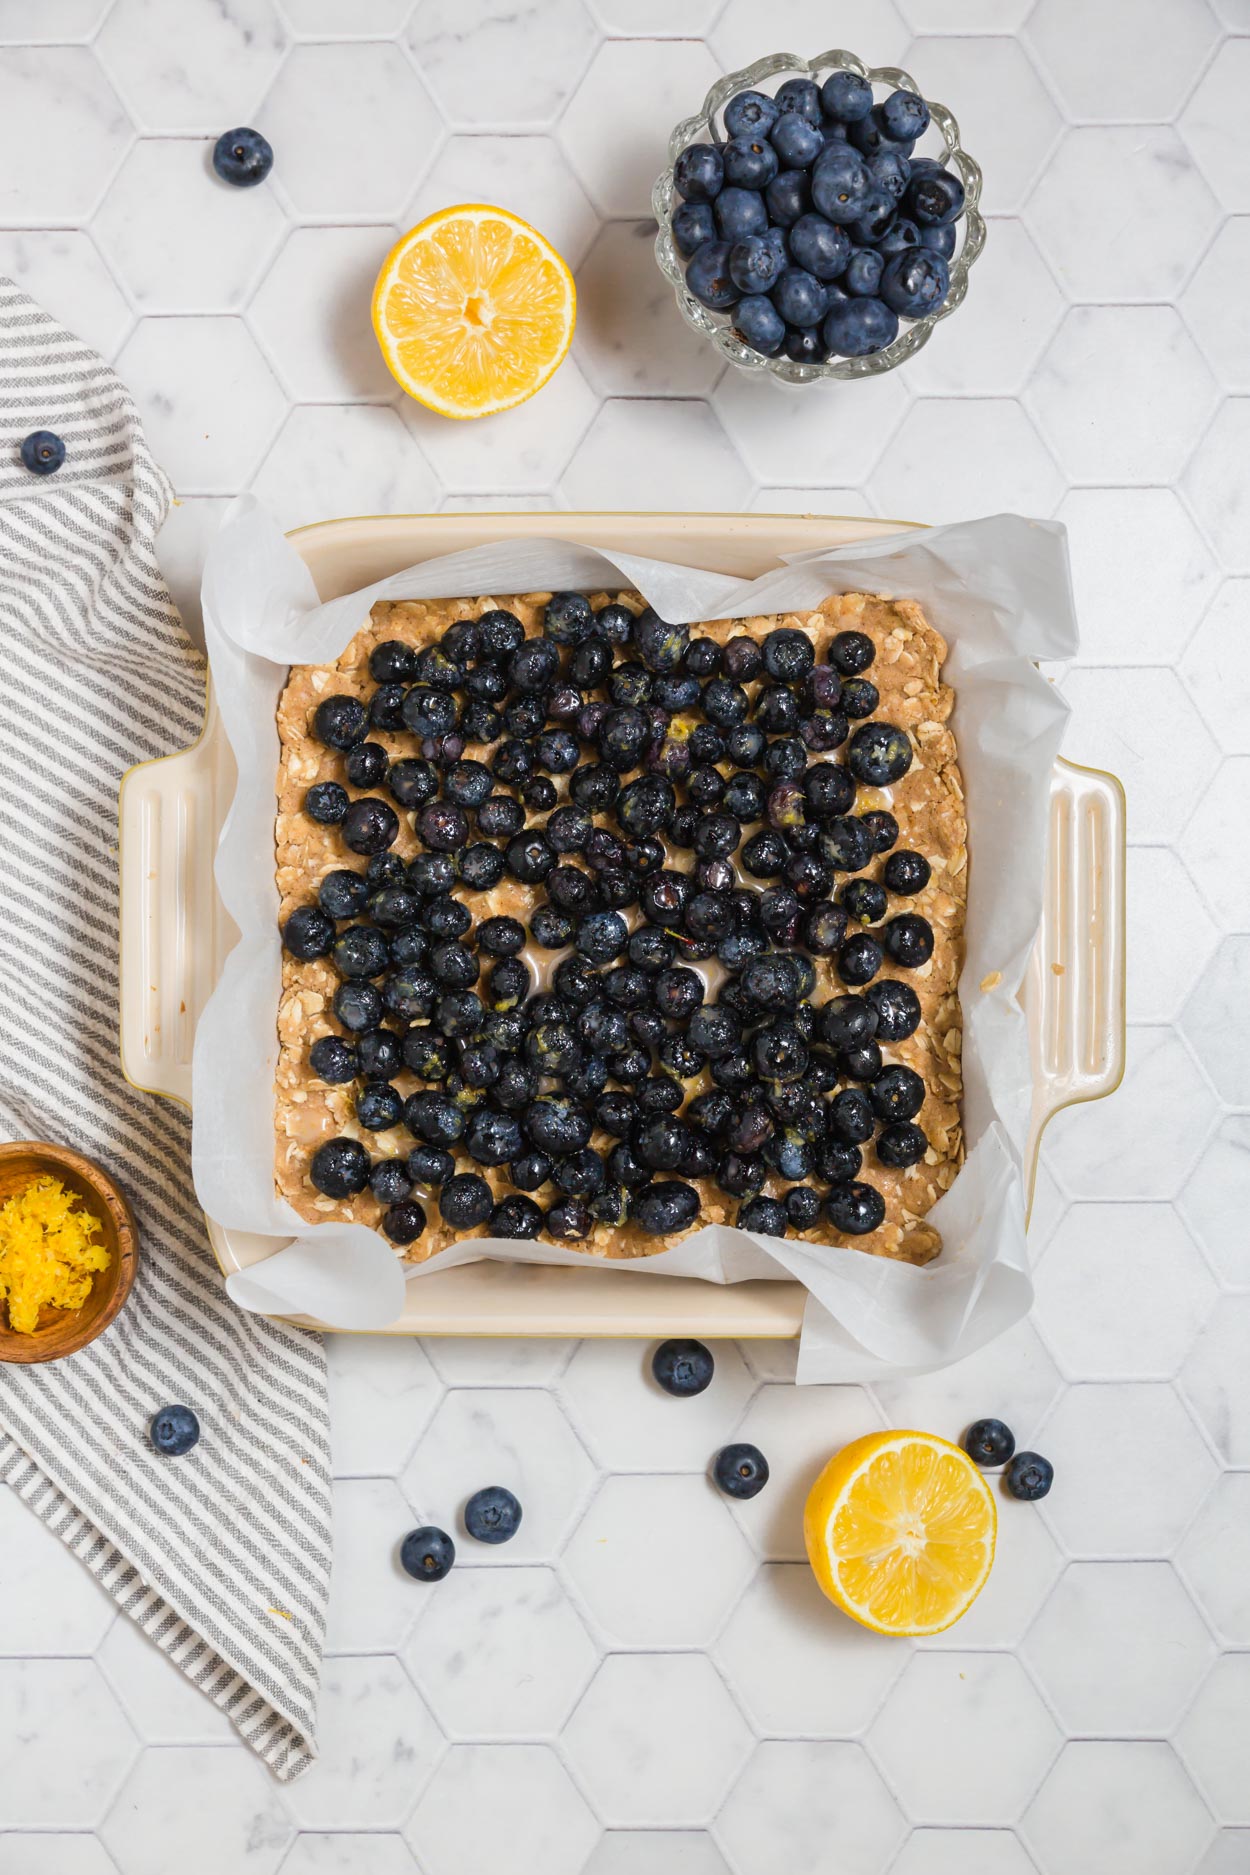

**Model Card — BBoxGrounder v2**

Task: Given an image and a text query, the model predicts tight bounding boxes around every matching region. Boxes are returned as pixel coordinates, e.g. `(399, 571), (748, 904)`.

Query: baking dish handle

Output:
(1024, 755), (1127, 1203)
(118, 687), (234, 1109)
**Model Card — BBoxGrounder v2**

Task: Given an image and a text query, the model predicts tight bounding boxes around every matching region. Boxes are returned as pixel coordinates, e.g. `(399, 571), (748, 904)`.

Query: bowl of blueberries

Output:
(653, 49), (984, 382)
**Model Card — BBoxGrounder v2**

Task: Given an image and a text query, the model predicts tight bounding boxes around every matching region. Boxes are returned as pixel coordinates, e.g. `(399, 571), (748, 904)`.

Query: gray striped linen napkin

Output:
(0, 281), (329, 1781)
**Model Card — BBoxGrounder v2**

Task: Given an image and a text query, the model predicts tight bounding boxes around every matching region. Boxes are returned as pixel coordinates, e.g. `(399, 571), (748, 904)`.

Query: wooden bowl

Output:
(0, 1142), (137, 1364)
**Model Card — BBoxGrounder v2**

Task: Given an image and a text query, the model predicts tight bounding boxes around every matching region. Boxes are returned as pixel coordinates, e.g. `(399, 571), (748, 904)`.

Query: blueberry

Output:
(880, 246), (950, 319)
(313, 694), (368, 750)
(775, 76), (823, 125)
(309, 1035), (358, 1084)
(370, 1158), (413, 1205)
(849, 106), (913, 161)
(464, 1484), (522, 1544)
(632, 1180), (700, 1235)
(729, 234), (783, 295)
(332, 924), (390, 980)
(770, 111), (823, 169)
(546, 1195), (593, 1239)
(919, 222), (958, 259)
(673, 200), (717, 257)
(632, 609), (689, 674)
(465, 1107), (522, 1166)
(764, 168), (810, 229)
(439, 1172), (493, 1230)
(823, 296), (899, 357)
(491, 1194), (544, 1238)
(310, 1136), (370, 1198)
(840, 878), (887, 924)
(770, 264), (831, 326)
(674, 141), (724, 202)
(724, 88), (780, 139)
(863, 978), (921, 1042)
(783, 327), (831, 365)
(848, 721), (912, 785)
(356, 1082), (402, 1132)
(732, 294), (786, 356)
(344, 742), (388, 790)
(820, 813), (874, 873)
(847, 188), (897, 246)
(506, 831), (555, 883)
(876, 1121), (927, 1167)
(829, 630), (875, 675)
(212, 126), (274, 187)
(1005, 1452), (1054, 1501)
(318, 869), (369, 919)
(788, 212), (851, 280)
(738, 1194), (788, 1237)
(861, 810), (899, 855)
(20, 429), (66, 475)
(868, 149), (913, 205)
(884, 913), (934, 968)
(335, 980), (384, 1033)
(960, 1419), (1017, 1469)
(150, 1404), (200, 1455)
(907, 166), (965, 227)
(785, 1184), (822, 1229)
(400, 1526), (455, 1581)
(820, 69), (874, 123)
(826, 1180), (886, 1234)
(839, 677), (878, 720)
(843, 246), (884, 297)
(881, 88), (929, 142)
(837, 933), (883, 988)
(713, 1441), (770, 1500)
(810, 146), (871, 224)
(382, 1200), (427, 1245)
(282, 904), (335, 960)
(713, 186), (769, 241)
(652, 1337), (714, 1396)
(878, 215), (921, 257)
(723, 133), (779, 190)
(341, 797), (400, 856)
(883, 850), (931, 895)
(870, 1064), (926, 1122)
(526, 1097), (592, 1155)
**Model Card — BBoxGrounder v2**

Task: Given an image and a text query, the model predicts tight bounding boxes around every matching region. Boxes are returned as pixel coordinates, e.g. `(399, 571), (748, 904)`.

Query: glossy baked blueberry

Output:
(310, 1136), (370, 1198)
(1005, 1451), (1054, 1501)
(738, 1194), (789, 1237)
(863, 978), (922, 1042)
(382, 1200), (427, 1244)
(356, 1083), (403, 1132)
(490, 1193), (544, 1237)
(334, 981), (384, 1033)
(282, 905), (335, 960)
(400, 1526), (455, 1581)
(341, 797), (400, 855)
(884, 912), (935, 968)
(370, 1158), (413, 1206)
(439, 1172), (493, 1230)
(464, 1485), (522, 1544)
(213, 126), (273, 187)
(964, 1418), (1016, 1467)
(883, 849), (931, 895)
(309, 1035), (358, 1084)
(825, 1180), (887, 1235)
(870, 1065), (926, 1122)
(150, 1405), (200, 1455)
(652, 1337), (714, 1396)
(714, 1442), (770, 1499)
(785, 1184), (823, 1229)
(632, 1180), (700, 1235)
(344, 741), (388, 789)
(313, 694), (368, 750)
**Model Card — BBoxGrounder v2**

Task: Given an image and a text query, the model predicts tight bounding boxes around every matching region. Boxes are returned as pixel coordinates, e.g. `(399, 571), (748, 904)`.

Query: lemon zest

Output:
(0, 1175), (110, 1334)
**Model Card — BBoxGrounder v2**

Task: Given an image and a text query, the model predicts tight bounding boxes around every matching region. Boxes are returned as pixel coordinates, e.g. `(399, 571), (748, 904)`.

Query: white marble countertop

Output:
(2, 2), (1247, 1871)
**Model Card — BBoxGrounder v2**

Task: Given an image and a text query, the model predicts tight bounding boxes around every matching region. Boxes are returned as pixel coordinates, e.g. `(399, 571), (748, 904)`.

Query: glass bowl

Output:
(652, 48), (986, 384)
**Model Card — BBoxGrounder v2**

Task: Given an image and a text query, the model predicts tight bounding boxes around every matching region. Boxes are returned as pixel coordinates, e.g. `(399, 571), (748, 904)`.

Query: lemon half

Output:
(804, 1430), (997, 1637)
(372, 204), (576, 420)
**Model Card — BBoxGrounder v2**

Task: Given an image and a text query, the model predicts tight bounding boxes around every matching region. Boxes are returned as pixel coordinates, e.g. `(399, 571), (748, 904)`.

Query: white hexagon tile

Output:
(7, 2), (1250, 1870)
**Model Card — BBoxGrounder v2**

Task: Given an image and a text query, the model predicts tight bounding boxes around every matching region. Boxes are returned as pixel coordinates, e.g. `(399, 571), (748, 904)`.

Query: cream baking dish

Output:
(119, 511), (1125, 1338)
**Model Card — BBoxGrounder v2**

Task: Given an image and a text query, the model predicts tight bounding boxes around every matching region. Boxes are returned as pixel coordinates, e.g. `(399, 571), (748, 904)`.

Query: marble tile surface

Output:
(4, 2), (1249, 1868)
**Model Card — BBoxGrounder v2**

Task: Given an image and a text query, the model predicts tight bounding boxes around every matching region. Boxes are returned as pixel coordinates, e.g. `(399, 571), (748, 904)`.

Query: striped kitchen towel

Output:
(0, 281), (329, 1780)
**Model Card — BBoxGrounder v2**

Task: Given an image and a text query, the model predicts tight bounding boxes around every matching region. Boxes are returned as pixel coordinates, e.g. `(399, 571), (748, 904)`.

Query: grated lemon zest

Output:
(0, 1175), (110, 1334)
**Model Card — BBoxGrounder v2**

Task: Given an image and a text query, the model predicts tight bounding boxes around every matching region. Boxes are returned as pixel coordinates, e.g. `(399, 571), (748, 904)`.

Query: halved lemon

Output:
(804, 1430), (996, 1637)
(372, 204), (576, 420)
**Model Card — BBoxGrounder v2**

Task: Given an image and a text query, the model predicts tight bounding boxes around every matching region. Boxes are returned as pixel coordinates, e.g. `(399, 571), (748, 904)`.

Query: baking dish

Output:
(119, 511), (1125, 1338)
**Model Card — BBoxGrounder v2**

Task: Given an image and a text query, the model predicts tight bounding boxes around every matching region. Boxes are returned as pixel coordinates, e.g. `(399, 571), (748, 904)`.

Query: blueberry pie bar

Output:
(274, 589), (965, 1265)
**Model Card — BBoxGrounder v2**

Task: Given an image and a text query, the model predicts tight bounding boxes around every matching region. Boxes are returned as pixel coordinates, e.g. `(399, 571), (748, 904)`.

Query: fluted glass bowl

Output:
(652, 48), (986, 384)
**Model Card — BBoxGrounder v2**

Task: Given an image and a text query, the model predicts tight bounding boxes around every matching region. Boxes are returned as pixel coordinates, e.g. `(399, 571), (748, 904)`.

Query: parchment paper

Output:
(194, 499), (1076, 1381)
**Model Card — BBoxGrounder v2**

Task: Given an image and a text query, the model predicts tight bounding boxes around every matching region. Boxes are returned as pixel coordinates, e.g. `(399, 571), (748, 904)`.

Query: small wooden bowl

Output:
(0, 1142), (137, 1364)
